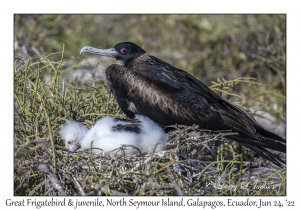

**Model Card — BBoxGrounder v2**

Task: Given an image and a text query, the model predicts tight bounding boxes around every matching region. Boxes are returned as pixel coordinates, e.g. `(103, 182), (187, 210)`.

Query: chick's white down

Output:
(59, 115), (168, 154)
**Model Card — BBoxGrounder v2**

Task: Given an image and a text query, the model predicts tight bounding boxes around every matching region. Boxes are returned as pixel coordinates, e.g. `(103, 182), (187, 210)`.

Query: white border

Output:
(2, 0), (299, 209)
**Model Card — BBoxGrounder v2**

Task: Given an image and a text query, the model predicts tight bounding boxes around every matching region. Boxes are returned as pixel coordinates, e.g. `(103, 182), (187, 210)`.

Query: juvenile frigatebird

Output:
(59, 115), (167, 154)
(80, 42), (286, 167)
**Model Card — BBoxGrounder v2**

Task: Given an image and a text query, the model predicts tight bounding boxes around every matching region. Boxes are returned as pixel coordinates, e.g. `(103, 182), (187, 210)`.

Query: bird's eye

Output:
(120, 48), (128, 54)
(67, 141), (71, 144)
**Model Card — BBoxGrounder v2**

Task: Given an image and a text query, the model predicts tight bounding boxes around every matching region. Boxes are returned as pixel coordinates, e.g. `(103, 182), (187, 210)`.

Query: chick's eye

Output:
(120, 48), (128, 54)
(67, 141), (71, 144)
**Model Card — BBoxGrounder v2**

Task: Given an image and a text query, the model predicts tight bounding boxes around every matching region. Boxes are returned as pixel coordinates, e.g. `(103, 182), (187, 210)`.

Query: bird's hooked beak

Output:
(68, 142), (81, 153)
(80, 46), (119, 58)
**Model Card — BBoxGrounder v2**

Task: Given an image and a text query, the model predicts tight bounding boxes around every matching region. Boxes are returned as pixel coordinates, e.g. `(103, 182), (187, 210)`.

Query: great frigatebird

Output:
(80, 42), (286, 167)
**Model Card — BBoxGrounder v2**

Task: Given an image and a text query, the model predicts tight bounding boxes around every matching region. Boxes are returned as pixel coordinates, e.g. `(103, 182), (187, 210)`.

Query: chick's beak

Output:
(69, 142), (81, 153)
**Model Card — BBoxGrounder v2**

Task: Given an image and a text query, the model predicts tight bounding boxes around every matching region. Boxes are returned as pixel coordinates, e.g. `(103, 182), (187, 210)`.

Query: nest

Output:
(14, 125), (284, 196)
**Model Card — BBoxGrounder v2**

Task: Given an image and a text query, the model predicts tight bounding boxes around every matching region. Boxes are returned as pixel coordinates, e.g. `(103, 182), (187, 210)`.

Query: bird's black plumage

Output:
(80, 42), (286, 167)
(112, 118), (141, 133)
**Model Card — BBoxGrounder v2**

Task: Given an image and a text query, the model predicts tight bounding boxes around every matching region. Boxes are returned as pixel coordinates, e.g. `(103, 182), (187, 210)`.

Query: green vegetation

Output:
(14, 14), (286, 196)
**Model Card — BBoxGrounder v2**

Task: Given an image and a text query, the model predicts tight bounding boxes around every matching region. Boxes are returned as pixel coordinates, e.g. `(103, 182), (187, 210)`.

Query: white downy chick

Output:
(59, 121), (88, 152)
(59, 115), (168, 154)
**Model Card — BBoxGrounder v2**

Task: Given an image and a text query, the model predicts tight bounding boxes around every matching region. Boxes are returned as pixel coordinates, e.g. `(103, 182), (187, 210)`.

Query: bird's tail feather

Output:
(227, 134), (286, 168)
(256, 127), (286, 143)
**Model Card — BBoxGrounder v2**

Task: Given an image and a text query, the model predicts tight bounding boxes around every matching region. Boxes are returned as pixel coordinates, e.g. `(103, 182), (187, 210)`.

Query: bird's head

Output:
(59, 121), (88, 153)
(80, 42), (146, 65)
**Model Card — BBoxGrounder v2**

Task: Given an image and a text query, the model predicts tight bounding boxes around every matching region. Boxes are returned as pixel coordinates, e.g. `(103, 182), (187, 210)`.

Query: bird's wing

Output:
(130, 55), (285, 142)
(131, 56), (250, 119)
(139, 55), (221, 101)
(107, 62), (255, 136)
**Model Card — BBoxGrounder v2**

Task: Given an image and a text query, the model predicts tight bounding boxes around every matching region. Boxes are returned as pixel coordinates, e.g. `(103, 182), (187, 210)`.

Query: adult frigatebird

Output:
(80, 42), (286, 167)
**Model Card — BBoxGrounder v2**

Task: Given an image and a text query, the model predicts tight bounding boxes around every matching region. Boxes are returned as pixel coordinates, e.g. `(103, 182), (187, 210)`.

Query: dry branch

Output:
(38, 164), (67, 196)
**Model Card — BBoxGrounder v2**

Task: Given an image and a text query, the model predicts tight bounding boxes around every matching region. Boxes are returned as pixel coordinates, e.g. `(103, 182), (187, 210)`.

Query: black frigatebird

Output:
(80, 42), (286, 167)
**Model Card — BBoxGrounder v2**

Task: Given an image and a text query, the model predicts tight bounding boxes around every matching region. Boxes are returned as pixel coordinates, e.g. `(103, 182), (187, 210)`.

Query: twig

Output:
(28, 179), (47, 196)
(38, 164), (67, 196)
(44, 188), (54, 196)
(42, 104), (57, 173)
(166, 166), (184, 196)
(73, 177), (86, 196)
(32, 46), (43, 60)
(92, 184), (127, 196)
(14, 106), (26, 131)
(14, 140), (47, 157)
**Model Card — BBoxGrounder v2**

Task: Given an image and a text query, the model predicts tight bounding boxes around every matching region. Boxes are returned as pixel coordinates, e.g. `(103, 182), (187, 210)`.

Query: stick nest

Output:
(14, 124), (285, 196)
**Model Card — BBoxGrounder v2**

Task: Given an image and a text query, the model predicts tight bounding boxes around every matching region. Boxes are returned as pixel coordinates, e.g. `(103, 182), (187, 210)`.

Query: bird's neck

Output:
(115, 59), (125, 66)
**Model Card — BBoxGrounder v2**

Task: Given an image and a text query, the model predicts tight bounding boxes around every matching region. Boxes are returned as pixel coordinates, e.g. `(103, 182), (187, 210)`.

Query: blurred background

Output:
(14, 14), (286, 135)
